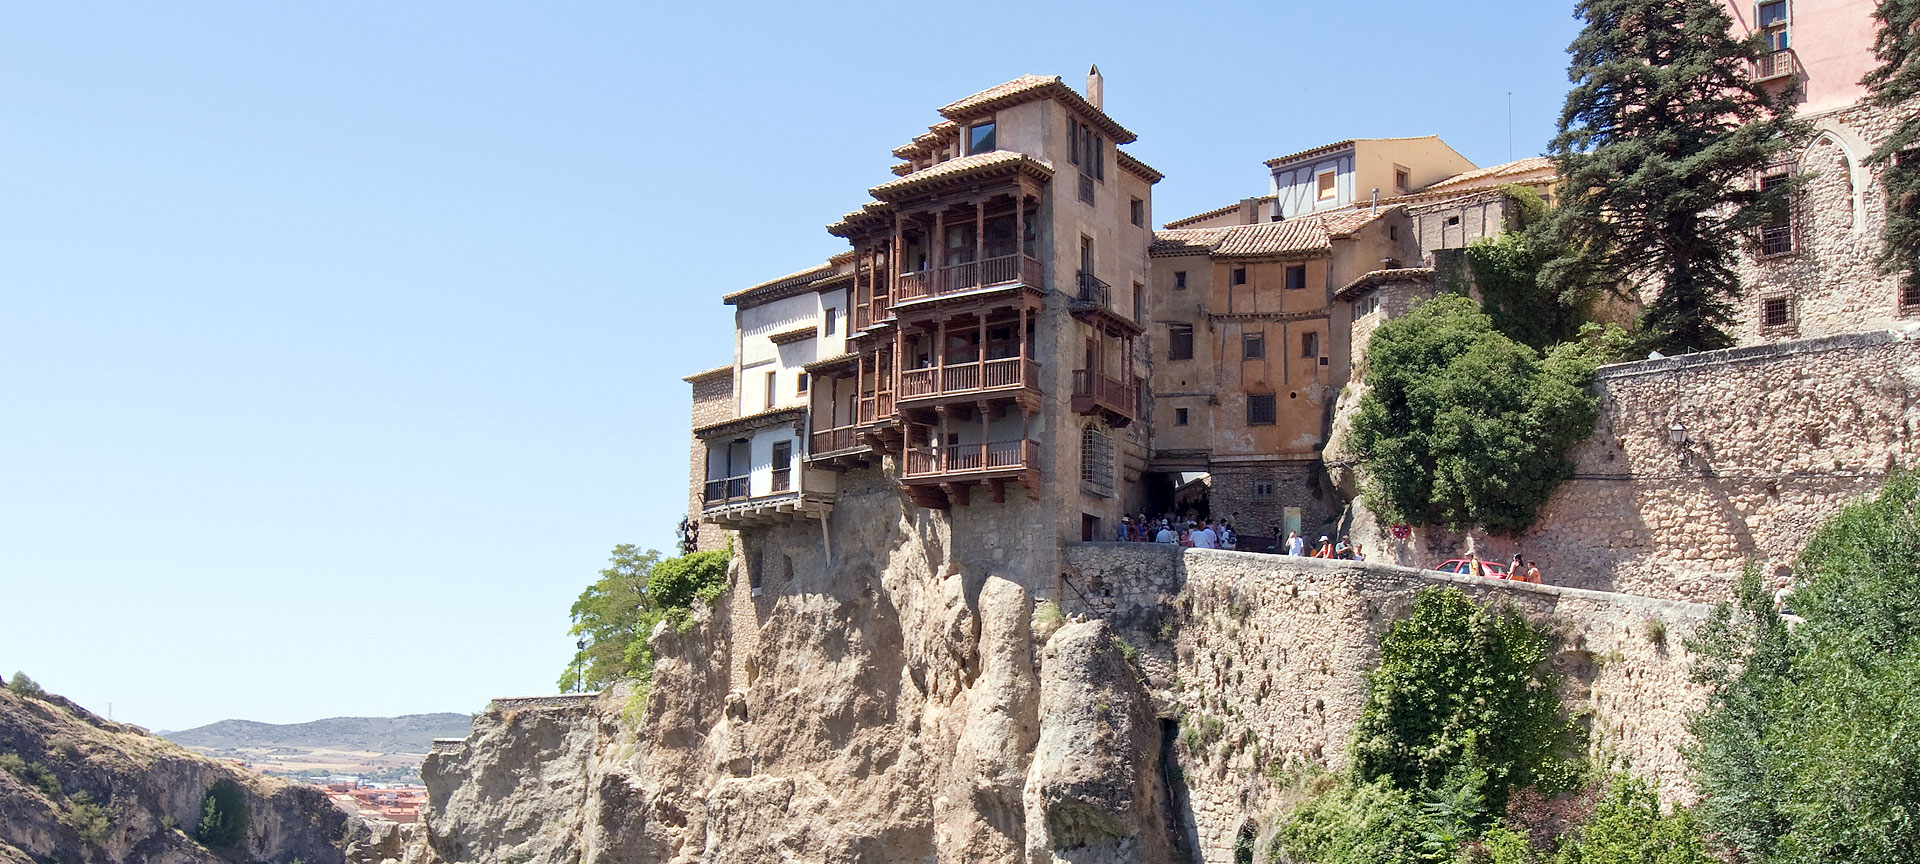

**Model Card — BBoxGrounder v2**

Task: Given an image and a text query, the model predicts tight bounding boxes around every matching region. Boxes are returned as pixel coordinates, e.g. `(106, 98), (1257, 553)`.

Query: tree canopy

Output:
(1350, 294), (1615, 534)
(557, 544), (730, 694)
(1863, 1), (1920, 300)
(1544, 0), (1804, 354)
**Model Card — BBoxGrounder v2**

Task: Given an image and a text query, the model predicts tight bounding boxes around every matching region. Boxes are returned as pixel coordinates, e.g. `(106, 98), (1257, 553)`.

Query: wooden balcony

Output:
(807, 424), (880, 469)
(1754, 49), (1797, 82)
(897, 357), (1040, 407)
(854, 296), (892, 331)
(703, 475), (751, 505)
(895, 254), (1043, 304)
(1071, 370), (1137, 427)
(899, 438), (1042, 508)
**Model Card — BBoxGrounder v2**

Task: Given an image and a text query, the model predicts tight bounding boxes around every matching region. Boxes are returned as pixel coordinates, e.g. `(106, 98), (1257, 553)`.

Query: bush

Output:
(1270, 778), (1431, 864)
(195, 778), (248, 848)
(1552, 775), (1715, 864)
(8, 672), (45, 699)
(1, 753), (63, 799)
(1349, 588), (1582, 813)
(1350, 295), (1619, 534)
(1688, 472), (1920, 863)
(63, 790), (112, 845)
(558, 545), (732, 694)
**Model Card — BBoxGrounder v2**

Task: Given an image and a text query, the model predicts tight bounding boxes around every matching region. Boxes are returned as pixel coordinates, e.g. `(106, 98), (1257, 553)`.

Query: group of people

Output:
(1282, 532), (1365, 560)
(1116, 514), (1237, 550)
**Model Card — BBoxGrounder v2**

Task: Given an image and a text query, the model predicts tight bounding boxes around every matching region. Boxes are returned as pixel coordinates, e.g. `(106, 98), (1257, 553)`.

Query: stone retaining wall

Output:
(1061, 543), (1713, 863)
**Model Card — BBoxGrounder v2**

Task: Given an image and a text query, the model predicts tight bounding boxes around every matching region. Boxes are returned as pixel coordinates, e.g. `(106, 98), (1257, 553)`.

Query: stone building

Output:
(1144, 207), (1418, 542)
(1725, 0), (1920, 341)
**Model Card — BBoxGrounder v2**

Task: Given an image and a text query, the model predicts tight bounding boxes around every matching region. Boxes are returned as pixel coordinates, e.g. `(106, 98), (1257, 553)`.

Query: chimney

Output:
(1087, 65), (1104, 110)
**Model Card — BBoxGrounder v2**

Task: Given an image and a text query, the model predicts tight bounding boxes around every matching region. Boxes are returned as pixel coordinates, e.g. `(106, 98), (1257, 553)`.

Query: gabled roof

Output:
(1335, 267), (1435, 302)
(1150, 207), (1400, 259)
(938, 74), (1137, 145)
(723, 263), (835, 307)
(1411, 156), (1555, 195)
(1263, 135), (1448, 168)
(868, 151), (1053, 202)
(1162, 195), (1277, 229)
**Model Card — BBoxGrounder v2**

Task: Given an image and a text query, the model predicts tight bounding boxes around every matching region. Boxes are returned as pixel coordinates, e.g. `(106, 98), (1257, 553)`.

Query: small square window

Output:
(823, 308), (837, 336)
(967, 121), (997, 155)
(1243, 332), (1265, 360)
(797, 372), (809, 394)
(1394, 167), (1410, 193)
(1316, 170), (1337, 201)
(1174, 407), (1189, 426)
(1174, 271), (1187, 291)
(1168, 324), (1195, 360)
(1130, 198), (1145, 227)
(1253, 480), (1275, 499)
(1285, 265), (1306, 291)
(1247, 393), (1277, 426)
(1301, 331), (1320, 358)
(1232, 267), (1248, 285)
(1762, 296), (1793, 329)
(1446, 215), (1462, 226)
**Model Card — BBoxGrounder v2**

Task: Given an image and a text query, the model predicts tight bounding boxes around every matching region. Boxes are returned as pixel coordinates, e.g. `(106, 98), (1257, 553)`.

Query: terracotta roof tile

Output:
(1150, 208), (1399, 259)
(868, 151), (1053, 202)
(802, 352), (859, 374)
(937, 74), (1136, 144)
(722, 263), (835, 306)
(1162, 195), (1277, 229)
(1420, 156), (1553, 193)
(1262, 136), (1441, 168)
(1148, 227), (1234, 257)
(1115, 149), (1163, 184)
(1335, 267), (1435, 301)
(682, 365), (732, 383)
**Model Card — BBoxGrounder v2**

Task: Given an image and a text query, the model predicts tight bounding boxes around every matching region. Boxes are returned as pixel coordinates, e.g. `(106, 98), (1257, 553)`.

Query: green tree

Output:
(8, 672), (45, 699)
(194, 778), (248, 848)
(1349, 588), (1581, 814)
(557, 544), (731, 693)
(1350, 294), (1616, 534)
(1688, 473), (1920, 863)
(1863, 1), (1920, 300)
(1544, 0), (1805, 354)
(1451, 187), (1591, 351)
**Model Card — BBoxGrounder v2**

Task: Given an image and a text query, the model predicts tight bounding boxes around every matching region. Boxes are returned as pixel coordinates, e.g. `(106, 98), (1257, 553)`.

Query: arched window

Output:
(1081, 423), (1113, 497)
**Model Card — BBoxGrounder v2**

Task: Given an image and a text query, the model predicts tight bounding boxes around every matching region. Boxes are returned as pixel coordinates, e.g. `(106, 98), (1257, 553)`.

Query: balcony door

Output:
(945, 223), (977, 267)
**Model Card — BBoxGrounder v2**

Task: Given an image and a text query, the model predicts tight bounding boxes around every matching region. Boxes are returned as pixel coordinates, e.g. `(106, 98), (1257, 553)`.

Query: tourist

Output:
(1287, 531), (1305, 556)
(1155, 521), (1176, 544)
(1510, 553), (1525, 577)
(1352, 543), (1366, 562)
(1219, 520), (1237, 550)
(1192, 521), (1217, 549)
(1116, 517), (1132, 542)
(1312, 535), (1335, 558)
(1521, 560), (1542, 584)
(1335, 536), (1353, 559)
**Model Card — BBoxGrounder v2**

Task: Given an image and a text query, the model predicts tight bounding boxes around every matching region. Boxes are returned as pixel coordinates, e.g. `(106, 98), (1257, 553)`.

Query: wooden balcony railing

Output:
(895, 254), (1042, 302)
(811, 426), (860, 454)
(897, 358), (1039, 404)
(901, 438), (1038, 479)
(1072, 370), (1136, 416)
(858, 391), (895, 423)
(852, 295), (891, 331)
(702, 475), (751, 505)
(1755, 49), (1797, 82)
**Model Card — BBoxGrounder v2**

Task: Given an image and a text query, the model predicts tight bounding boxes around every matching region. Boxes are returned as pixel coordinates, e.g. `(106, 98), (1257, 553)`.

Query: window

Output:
(1168, 323), (1194, 360)
(823, 308), (837, 336)
(1389, 225), (1399, 241)
(1904, 280), (1920, 313)
(967, 121), (996, 155)
(1174, 270), (1187, 290)
(1175, 407), (1189, 426)
(1760, 170), (1793, 255)
(1081, 423), (1114, 496)
(1130, 197), (1144, 227)
(1316, 169), (1337, 201)
(1356, 293), (1380, 318)
(1242, 331), (1265, 359)
(1069, 120), (1104, 184)
(1394, 167), (1410, 193)
(1079, 173), (1096, 205)
(1758, 0), (1788, 27)
(1247, 393), (1277, 426)
(1232, 267), (1248, 285)
(1253, 479), (1275, 499)
(1446, 215), (1462, 226)
(770, 440), (793, 492)
(1285, 264), (1306, 291)
(765, 370), (777, 409)
(1762, 296), (1793, 330)
(797, 372), (809, 395)
(1301, 331), (1320, 358)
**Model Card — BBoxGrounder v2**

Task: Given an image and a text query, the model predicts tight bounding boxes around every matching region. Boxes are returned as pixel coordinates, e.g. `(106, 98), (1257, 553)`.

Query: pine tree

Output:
(1863, 1), (1920, 300)
(1544, 0), (1805, 354)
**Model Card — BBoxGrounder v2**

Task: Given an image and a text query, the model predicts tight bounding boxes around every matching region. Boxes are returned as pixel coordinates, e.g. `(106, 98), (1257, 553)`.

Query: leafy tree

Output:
(1688, 472), (1920, 863)
(1451, 187), (1591, 351)
(1544, 0), (1805, 354)
(1863, 1), (1920, 299)
(8, 672), (45, 699)
(557, 544), (731, 693)
(1350, 294), (1617, 534)
(1350, 588), (1582, 814)
(195, 778), (248, 848)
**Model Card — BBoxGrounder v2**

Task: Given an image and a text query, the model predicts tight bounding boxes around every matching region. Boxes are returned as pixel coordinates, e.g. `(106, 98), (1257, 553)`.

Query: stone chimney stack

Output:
(1087, 65), (1103, 110)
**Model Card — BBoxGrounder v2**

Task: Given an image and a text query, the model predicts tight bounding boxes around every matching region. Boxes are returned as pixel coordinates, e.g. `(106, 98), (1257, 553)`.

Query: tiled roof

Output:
(1150, 207), (1399, 259)
(891, 121), (959, 159)
(1115, 149), (1164, 184)
(827, 202), (897, 238)
(682, 365), (732, 383)
(767, 325), (818, 345)
(868, 151), (1053, 202)
(802, 352), (859, 374)
(722, 263), (835, 307)
(1262, 136), (1440, 168)
(693, 406), (806, 440)
(1162, 195), (1277, 229)
(1419, 156), (1553, 193)
(938, 74), (1137, 145)
(1335, 267), (1435, 301)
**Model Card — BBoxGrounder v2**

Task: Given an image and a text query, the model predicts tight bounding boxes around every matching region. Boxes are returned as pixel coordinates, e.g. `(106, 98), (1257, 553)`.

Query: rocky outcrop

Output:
(0, 687), (359, 864)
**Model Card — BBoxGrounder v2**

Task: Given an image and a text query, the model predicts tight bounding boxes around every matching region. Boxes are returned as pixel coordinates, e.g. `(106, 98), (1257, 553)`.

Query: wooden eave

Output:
(694, 407), (806, 441)
(682, 365), (732, 384)
(1115, 150), (1164, 184)
(868, 153), (1053, 203)
(767, 325), (818, 345)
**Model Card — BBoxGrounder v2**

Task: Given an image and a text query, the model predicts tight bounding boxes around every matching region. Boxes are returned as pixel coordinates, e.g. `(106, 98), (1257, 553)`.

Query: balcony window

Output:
(967, 121), (997, 155)
(1169, 323), (1194, 360)
(1301, 331), (1320, 358)
(1248, 393), (1277, 426)
(797, 372), (809, 395)
(765, 370), (777, 410)
(771, 440), (793, 493)
(1758, 0), (1787, 28)
(1175, 407), (1189, 426)
(1904, 280), (1920, 314)
(1285, 264), (1307, 291)
(1243, 331), (1265, 360)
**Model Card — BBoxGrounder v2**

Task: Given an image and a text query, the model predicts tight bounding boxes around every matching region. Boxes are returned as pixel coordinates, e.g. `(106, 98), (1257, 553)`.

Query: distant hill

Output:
(161, 713), (472, 754)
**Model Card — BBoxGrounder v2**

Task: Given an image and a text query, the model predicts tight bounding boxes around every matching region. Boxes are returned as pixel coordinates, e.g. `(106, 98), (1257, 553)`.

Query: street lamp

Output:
(1668, 421), (1689, 447)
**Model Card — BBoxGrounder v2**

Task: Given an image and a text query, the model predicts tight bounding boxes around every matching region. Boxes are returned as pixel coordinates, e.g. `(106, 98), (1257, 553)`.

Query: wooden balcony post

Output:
(974, 199), (985, 274)
(932, 209), (946, 291)
(892, 216), (904, 297)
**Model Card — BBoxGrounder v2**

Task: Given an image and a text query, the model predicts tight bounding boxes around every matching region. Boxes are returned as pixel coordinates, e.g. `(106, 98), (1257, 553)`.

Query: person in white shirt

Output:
(1155, 521), (1176, 544)
(1287, 531), (1305, 556)
(1192, 522), (1217, 549)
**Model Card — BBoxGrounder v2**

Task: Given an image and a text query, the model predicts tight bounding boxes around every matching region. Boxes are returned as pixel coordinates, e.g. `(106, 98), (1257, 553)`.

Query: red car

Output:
(1433, 558), (1510, 578)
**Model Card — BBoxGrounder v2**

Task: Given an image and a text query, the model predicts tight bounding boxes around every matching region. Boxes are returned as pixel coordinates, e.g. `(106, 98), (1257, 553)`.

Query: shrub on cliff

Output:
(558, 544), (731, 693)
(1688, 472), (1920, 863)
(1480, 776), (1714, 864)
(1351, 294), (1618, 534)
(8, 672), (45, 699)
(194, 778), (248, 848)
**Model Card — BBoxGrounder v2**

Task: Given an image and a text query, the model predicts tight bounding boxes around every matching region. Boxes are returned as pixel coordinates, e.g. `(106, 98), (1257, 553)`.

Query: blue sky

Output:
(0, 2), (1583, 732)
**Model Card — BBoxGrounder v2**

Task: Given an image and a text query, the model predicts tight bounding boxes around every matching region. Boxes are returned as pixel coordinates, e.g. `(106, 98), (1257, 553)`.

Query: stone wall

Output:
(1060, 543), (1713, 863)
(687, 369), (735, 552)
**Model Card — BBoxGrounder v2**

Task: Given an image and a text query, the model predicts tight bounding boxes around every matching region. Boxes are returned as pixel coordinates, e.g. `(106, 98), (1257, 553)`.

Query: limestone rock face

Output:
(1023, 620), (1174, 864)
(0, 687), (359, 864)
